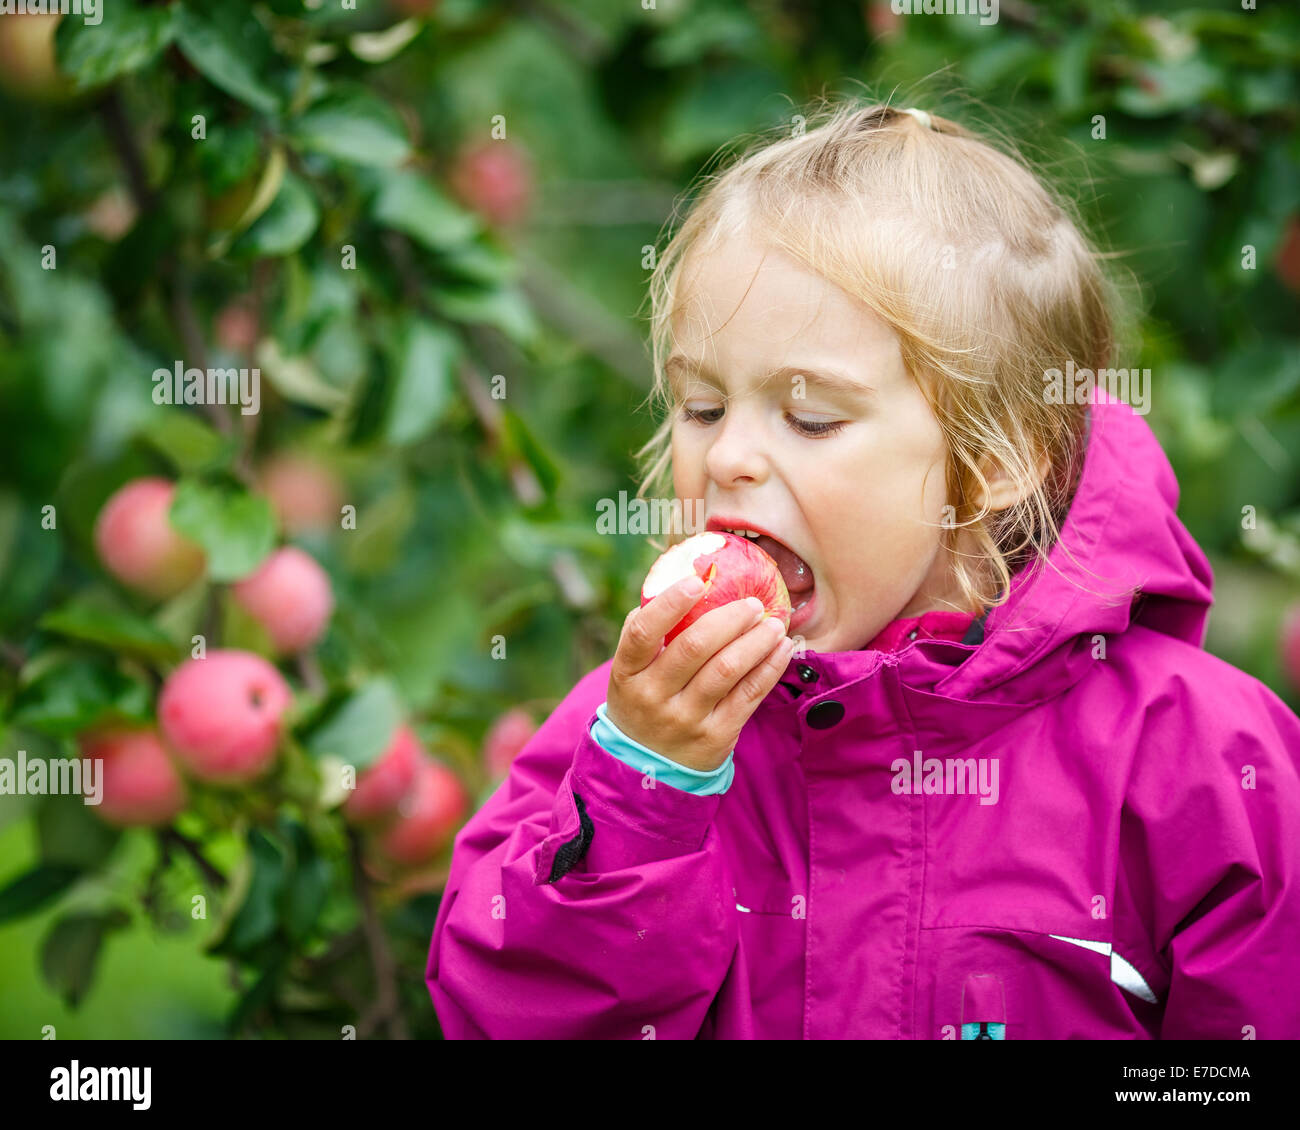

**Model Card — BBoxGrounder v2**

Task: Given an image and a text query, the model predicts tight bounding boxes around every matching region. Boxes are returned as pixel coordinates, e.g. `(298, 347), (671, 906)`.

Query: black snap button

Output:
(796, 664), (818, 683)
(806, 700), (844, 729)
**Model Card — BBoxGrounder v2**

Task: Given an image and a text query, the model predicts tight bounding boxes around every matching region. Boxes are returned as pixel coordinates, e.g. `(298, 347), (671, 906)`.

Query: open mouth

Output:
(706, 517), (816, 613)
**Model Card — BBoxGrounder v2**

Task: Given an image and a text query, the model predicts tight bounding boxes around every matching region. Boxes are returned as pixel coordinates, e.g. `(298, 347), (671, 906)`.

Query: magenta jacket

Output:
(426, 394), (1300, 1038)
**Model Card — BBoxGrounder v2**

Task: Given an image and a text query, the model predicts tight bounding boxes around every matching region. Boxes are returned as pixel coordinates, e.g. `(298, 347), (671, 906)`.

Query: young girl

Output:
(425, 101), (1300, 1039)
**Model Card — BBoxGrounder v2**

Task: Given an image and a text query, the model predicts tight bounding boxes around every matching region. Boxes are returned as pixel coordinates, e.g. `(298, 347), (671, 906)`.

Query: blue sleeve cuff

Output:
(590, 701), (734, 796)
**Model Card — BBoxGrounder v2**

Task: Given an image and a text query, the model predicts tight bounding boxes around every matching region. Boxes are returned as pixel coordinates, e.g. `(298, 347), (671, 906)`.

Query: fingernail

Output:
(765, 617), (786, 633)
(683, 576), (705, 595)
(744, 597), (764, 616)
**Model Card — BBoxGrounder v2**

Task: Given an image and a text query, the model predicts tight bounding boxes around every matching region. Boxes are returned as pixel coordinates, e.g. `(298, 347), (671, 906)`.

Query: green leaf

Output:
(432, 280), (539, 346)
(1116, 56), (1222, 117)
(499, 407), (561, 500)
(55, 2), (176, 91)
(225, 939), (288, 1036)
(209, 829), (287, 959)
(174, 1), (281, 115)
(40, 598), (182, 664)
(290, 86), (412, 167)
(255, 337), (351, 411)
(232, 172), (319, 258)
(302, 677), (403, 769)
(12, 657), (152, 737)
(40, 911), (129, 1010)
(385, 317), (460, 444)
(0, 488), (62, 634)
(169, 479), (275, 582)
(37, 795), (122, 873)
(280, 820), (330, 944)
(371, 170), (480, 251)
(135, 411), (235, 474)
(206, 146), (289, 258)
(0, 866), (82, 924)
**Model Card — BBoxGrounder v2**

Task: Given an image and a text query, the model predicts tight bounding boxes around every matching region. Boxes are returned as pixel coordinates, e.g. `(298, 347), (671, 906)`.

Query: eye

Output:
(785, 413), (847, 437)
(680, 404), (724, 425)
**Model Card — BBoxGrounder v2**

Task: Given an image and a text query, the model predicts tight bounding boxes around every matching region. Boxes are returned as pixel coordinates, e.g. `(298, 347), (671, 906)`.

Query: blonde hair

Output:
(632, 95), (1126, 617)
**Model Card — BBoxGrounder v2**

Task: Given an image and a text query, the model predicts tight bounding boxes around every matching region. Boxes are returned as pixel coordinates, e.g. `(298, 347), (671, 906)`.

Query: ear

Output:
(973, 448), (1051, 512)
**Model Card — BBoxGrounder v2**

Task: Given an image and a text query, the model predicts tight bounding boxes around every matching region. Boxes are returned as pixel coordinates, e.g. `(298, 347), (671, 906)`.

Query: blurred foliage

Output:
(0, 0), (1298, 1037)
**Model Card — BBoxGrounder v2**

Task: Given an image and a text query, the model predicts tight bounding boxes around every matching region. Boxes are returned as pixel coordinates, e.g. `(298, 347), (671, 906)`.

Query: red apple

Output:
(258, 454), (345, 536)
(83, 186), (137, 242)
(80, 727), (187, 827)
(640, 531), (793, 645)
(865, 1), (902, 39)
(157, 649), (292, 785)
(482, 708), (537, 780)
(1281, 602), (1300, 693)
(375, 758), (469, 867)
(343, 723), (424, 825)
(94, 478), (206, 600)
(448, 140), (533, 227)
(231, 546), (334, 654)
(215, 299), (259, 355)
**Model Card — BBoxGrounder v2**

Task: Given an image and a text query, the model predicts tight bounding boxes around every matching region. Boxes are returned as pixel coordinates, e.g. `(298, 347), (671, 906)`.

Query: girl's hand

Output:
(605, 575), (796, 773)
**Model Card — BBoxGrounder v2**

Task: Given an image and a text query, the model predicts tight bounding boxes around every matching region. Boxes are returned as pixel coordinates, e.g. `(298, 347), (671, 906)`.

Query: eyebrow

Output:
(665, 354), (876, 401)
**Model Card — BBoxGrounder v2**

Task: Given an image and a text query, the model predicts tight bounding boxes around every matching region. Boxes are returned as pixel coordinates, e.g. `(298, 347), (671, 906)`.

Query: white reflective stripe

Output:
(735, 904), (751, 913)
(1049, 934), (1159, 1004)
(1049, 933), (1110, 956)
(1109, 951), (1158, 1004)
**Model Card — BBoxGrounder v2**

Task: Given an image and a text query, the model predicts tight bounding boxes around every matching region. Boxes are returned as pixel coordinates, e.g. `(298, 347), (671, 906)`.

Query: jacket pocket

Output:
(922, 925), (1162, 1039)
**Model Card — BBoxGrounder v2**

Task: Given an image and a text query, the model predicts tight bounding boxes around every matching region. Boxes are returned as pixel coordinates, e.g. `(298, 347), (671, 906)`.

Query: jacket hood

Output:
(926, 389), (1215, 704)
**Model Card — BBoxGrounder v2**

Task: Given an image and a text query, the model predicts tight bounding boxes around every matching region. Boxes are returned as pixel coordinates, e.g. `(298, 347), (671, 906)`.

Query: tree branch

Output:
(159, 826), (228, 890)
(347, 828), (409, 1040)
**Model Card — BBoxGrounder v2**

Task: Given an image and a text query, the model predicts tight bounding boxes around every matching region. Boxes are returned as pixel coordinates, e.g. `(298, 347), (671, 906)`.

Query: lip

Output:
(705, 514), (802, 559)
(788, 589), (816, 635)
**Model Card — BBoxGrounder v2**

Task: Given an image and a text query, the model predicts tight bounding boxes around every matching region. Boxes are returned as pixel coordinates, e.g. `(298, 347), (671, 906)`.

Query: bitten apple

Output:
(231, 546), (334, 654)
(343, 723), (424, 825)
(80, 727), (187, 827)
(157, 649), (292, 785)
(640, 531), (792, 645)
(94, 478), (206, 600)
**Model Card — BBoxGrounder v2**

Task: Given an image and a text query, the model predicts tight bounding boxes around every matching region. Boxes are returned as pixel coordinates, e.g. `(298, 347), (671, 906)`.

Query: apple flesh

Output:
(157, 649), (292, 785)
(94, 478), (206, 600)
(80, 728), (187, 828)
(641, 531), (792, 645)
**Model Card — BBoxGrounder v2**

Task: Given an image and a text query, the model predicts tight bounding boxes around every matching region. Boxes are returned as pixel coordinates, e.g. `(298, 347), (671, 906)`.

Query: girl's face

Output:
(669, 232), (969, 653)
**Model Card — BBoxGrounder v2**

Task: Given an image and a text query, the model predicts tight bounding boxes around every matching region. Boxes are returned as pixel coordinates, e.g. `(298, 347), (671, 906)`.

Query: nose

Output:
(704, 404), (768, 487)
